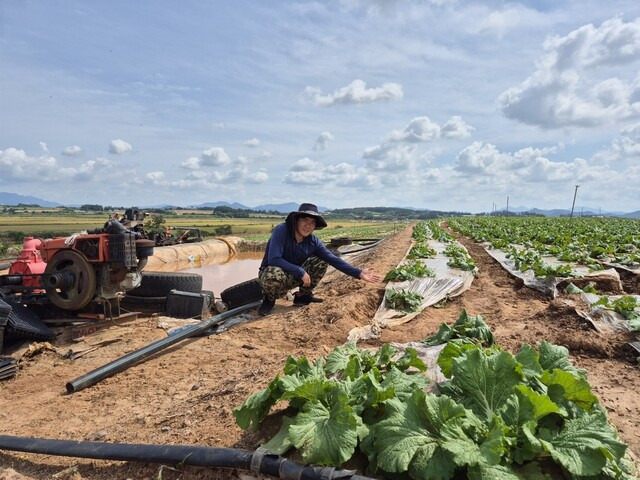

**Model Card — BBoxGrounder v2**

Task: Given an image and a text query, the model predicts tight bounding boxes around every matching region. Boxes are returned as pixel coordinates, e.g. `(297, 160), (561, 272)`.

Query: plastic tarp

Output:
(390, 342), (448, 388)
(480, 243), (622, 298)
(144, 237), (240, 272)
(601, 261), (640, 276)
(572, 292), (640, 355)
(347, 239), (476, 343)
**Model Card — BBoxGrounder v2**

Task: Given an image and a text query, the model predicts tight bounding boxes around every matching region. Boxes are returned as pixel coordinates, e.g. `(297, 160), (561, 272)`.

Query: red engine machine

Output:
(1, 230), (155, 312)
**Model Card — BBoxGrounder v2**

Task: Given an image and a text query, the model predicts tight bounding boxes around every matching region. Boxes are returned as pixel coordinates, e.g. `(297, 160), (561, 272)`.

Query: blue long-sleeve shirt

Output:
(260, 223), (362, 279)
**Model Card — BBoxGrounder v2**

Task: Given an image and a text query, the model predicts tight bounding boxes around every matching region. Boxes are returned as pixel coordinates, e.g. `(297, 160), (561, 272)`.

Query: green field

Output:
(0, 209), (404, 254)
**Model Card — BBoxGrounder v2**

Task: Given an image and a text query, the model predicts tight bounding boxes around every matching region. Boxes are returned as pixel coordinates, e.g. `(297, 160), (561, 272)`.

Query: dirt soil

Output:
(1, 225), (639, 479)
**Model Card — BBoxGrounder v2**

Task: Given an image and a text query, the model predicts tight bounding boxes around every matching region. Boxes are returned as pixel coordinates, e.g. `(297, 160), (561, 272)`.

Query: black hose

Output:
(0, 435), (377, 480)
(66, 300), (262, 393)
(339, 239), (383, 255)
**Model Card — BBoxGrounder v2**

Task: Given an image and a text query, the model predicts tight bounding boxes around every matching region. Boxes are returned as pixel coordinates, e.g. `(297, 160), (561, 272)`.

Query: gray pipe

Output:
(0, 435), (377, 480)
(66, 300), (262, 393)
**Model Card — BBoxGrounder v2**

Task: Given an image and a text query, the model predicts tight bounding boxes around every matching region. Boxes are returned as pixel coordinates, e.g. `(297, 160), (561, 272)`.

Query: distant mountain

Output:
(0, 191), (62, 207)
(623, 211), (640, 218)
(526, 208), (571, 217)
(185, 201), (329, 213)
(496, 206), (632, 217)
(192, 201), (251, 209)
(252, 202), (329, 213)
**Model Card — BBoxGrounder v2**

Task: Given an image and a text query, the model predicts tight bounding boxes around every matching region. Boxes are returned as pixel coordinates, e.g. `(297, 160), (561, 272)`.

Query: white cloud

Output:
(185, 169), (209, 180)
(284, 158), (377, 188)
(364, 144), (417, 171)
(389, 117), (441, 142)
(499, 17), (640, 129)
(0, 147), (116, 183)
(109, 139), (133, 154)
(284, 170), (326, 185)
(302, 79), (403, 106)
(244, 138), (260, 147)
(146, 171), (165, 182)
(454, 141), (590, 184)
(470, 5), (545, 39)
(247, 169), (269, 183)
(180, 156), (201, 170)
(441, 116), (475, 138)
(312, 131), (335, 150)
(290, 157), (321, 172)
(200, 147), (230, 166)
(613, 122), (640, 157)
(387, 116), (474, 143)
(62, 145), (83, 156)
(593, 122), (640, 163)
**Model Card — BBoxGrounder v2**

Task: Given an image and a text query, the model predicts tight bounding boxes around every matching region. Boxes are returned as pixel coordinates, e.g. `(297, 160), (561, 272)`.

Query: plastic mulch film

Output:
(573, 293), (640, 355)
(480, 244), (622, 298)
(347, 240), (475, 343)
(390, 342), (448, 388)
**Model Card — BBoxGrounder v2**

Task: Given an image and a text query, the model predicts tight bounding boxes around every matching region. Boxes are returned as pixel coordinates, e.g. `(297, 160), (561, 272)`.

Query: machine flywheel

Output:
(43, 250), (97, 310)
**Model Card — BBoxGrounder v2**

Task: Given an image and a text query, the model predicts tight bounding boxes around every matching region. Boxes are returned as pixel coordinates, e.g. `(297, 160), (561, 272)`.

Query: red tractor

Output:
(1, 221), (155, 312)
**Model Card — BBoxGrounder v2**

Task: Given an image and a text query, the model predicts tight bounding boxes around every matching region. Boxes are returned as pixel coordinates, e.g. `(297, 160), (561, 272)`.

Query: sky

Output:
(1, 1), (639, 213)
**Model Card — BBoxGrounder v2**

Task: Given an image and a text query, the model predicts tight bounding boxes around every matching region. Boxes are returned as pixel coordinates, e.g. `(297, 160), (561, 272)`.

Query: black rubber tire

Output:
(220, 278), (263, 309)
(127, 272), (203, 298)
(120, 295), (166, 314)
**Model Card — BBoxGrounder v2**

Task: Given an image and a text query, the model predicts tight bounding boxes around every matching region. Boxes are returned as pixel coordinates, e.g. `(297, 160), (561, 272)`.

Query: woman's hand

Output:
(359, 268), (381, 283)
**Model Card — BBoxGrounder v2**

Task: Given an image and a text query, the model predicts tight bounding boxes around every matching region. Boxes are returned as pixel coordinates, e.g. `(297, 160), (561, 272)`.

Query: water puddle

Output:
(179, 252), (263, 294)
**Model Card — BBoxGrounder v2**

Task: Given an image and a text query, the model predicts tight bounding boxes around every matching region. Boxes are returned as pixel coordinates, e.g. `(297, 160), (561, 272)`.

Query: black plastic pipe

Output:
(0, 435), (377, 480)
(340, 239), (383, 255)
(66, 300), (262, 393)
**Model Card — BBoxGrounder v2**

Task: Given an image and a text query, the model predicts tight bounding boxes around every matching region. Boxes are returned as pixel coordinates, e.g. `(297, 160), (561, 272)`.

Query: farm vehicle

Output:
(0, 221), (155, 315)
(122, 208), (203, 247)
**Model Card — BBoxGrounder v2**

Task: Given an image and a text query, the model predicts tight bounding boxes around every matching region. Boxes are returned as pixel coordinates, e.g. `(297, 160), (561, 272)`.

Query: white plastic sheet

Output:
(347, 239), (475, 343)
(480, 243), (622, 298)
(572, 293), (640, 355)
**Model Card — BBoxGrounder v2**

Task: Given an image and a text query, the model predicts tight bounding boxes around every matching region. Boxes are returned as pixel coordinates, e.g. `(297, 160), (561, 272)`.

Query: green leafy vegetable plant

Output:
(233, 343), (428, 466)
(407, 243), (437, 259)
(565, 282), (598, 295)
(444, 244), (477, 271)
(411, 222), (431, 242)
(594, 295), (640, 325)
(235, 314), (634, 480)
(422, 309), (495, 346)
(384, 288), (424, 312)
(384, 261), (435, 282)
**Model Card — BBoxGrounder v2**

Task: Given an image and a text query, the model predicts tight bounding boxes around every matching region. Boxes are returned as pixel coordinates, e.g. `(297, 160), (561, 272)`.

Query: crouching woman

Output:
(257, 203), (381, 316)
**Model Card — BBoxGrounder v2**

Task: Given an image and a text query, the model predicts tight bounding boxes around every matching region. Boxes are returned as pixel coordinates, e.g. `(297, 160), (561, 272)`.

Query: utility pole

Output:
(506, 196), (509, 215)
(569, 185), (580, 222)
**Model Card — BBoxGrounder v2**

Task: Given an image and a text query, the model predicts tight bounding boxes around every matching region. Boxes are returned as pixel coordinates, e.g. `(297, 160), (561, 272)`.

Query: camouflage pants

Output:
(258, 256), (328, 300)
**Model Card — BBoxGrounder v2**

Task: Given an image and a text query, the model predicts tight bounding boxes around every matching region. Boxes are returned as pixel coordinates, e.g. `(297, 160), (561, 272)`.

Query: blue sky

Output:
(1, 0), (639, 213)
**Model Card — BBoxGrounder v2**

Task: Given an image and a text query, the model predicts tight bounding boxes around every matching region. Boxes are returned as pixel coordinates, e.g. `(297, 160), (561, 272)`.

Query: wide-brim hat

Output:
(286, 203), (327, 230)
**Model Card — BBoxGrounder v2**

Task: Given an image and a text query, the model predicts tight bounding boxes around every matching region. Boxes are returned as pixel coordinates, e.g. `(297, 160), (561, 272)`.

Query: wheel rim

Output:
(44, 250), (97, 310)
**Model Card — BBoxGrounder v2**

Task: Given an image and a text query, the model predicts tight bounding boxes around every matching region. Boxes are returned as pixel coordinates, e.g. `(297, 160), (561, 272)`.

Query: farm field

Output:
(0, 210), (399, 243)
(0, 220), (639, 479)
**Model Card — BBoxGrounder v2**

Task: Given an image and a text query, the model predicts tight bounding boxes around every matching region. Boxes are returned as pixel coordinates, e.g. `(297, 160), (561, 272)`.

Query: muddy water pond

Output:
(178, 251), (263, 295)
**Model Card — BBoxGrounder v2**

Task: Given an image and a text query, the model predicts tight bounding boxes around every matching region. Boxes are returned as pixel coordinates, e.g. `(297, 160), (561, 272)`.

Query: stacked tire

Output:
(220, 278), (263, 310)
(121, 272), (203, 315)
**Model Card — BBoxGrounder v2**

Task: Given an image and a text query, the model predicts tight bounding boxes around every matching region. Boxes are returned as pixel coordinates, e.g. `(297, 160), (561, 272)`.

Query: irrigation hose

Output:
(338, 239), (383, 255)
(66, 300), (262, 393)
(0, 436), (377, 480)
